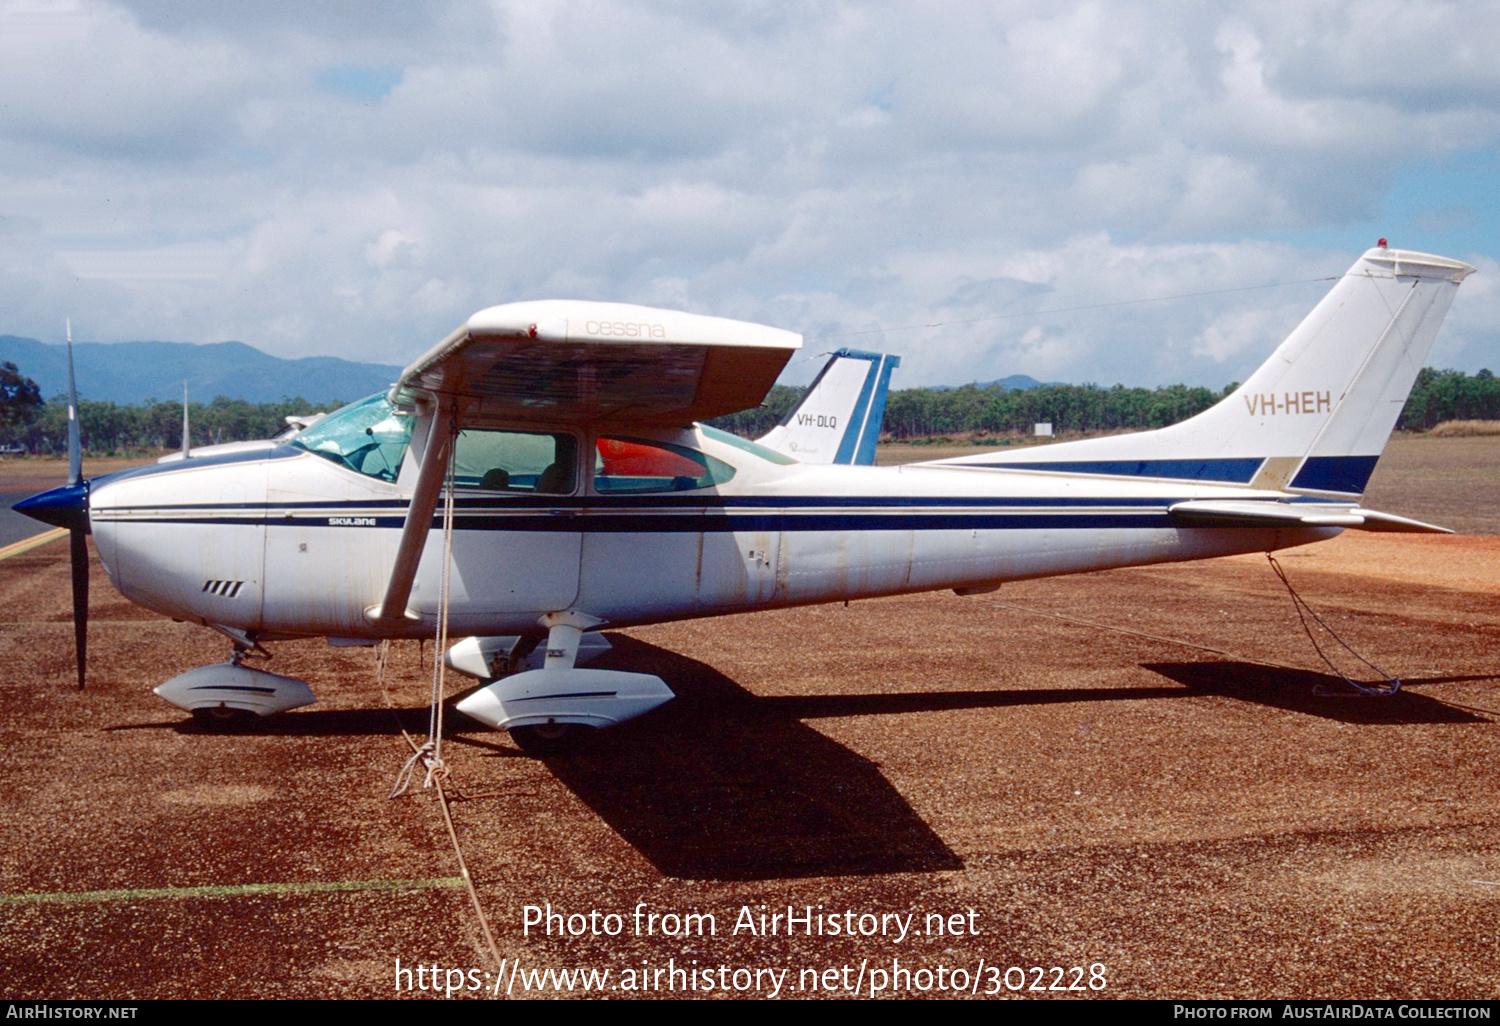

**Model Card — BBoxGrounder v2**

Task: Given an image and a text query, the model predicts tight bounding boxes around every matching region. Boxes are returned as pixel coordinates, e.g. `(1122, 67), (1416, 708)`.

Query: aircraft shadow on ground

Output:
(119, 637), (963, 880)
(1141, 661), (1494, 724)
(113, 646), (1488, 878)
(110, 706), (434, 737)
(479, 635), (965, 881)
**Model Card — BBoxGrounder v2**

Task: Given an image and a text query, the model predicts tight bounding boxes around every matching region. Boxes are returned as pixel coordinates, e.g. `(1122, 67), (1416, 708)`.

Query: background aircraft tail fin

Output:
(929, 246), (1475, 496)
(758, 349), (900, 465)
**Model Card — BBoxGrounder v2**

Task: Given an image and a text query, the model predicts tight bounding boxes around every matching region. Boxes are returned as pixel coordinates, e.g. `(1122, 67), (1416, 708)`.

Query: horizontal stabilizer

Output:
(1168, 500), (1451, 534)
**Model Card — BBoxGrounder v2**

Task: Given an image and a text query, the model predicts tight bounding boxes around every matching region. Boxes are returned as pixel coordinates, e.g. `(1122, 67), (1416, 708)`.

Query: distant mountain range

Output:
(0, 336), (403, 405)
(0, 334), (1057, 405)
(931, 374), (1052, 391)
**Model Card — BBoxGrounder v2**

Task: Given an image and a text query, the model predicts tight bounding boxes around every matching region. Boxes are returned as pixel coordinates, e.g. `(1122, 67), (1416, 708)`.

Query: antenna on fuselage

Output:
(181, 380), (190, 458)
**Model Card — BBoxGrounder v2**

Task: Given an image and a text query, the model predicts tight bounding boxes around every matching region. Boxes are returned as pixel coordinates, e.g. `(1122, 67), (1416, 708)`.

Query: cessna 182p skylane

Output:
(14, 244), (1473, 754)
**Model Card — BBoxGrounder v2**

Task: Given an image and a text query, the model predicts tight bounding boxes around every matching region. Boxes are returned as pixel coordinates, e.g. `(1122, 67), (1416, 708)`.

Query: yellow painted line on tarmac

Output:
(0, 527), (67, 561)
(0, 876), (467, 906)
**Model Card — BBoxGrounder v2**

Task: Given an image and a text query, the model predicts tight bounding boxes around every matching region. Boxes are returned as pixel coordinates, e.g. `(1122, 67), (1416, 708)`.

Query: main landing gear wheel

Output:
(190, 705), (253, 729)
(508, 722), (593, 756)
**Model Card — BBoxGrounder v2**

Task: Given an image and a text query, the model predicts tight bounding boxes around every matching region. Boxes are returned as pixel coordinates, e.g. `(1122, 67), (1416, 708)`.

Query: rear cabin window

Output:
(593, 437), (735, 493)
(698, 423), (797, 465)
(453, 430), (577, 494)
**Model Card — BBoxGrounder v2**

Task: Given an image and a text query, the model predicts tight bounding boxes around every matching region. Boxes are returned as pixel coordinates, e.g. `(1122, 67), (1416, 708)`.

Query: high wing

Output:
(370, 300), (801, 626)
(389, 300), (800, 427)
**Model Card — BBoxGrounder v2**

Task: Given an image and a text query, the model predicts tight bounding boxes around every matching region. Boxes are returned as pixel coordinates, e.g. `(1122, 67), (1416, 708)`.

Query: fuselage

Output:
(84, 397), (1332, 641)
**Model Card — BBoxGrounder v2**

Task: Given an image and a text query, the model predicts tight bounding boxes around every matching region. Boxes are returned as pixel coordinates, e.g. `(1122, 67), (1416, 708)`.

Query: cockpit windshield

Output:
(290, 393), (413, 482)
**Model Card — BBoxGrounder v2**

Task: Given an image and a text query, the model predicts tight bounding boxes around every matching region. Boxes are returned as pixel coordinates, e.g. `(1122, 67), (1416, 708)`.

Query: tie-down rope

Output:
(391, 414), (461, 798)
(1265, 553), (1402, 696)
(379, 640), (505, 972)
(991, 554), (1405, 697)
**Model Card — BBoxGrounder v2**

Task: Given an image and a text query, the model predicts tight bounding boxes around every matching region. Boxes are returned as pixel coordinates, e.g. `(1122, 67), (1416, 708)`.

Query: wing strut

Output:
(366, 398), (456, 629)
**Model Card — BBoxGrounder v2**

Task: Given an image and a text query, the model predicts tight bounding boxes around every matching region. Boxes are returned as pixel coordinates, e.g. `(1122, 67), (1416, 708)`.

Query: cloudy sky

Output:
(2, 0), (1497, 390)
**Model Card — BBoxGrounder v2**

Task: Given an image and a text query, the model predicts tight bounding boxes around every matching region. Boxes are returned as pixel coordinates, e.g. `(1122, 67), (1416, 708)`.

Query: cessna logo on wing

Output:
(584, 320), (667, 339)
(1243, 391), (1332, 416)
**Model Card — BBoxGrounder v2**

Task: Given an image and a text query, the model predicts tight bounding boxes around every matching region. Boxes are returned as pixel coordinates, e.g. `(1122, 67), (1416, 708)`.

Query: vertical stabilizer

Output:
(929, 247), (1475, 496)
(758, 349), (900, 465)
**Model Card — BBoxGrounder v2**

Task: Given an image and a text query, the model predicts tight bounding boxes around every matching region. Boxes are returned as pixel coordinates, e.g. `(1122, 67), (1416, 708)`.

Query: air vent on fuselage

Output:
(201, 580), (245, 598)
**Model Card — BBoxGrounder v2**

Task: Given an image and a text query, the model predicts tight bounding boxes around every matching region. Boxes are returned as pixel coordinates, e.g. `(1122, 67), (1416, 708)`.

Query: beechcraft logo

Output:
(1243, 391), (1332, 416)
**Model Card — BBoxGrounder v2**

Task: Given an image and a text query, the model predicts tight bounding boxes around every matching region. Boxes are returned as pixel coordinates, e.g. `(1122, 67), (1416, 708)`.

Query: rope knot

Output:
(390, 740), (438, 799)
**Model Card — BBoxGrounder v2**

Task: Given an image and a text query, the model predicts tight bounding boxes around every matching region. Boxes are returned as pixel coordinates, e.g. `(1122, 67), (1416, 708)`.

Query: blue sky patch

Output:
(315, 65), (403, 100)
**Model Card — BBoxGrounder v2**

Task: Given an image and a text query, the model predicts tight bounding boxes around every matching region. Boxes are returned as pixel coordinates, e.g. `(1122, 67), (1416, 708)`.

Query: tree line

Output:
(712, 368), (1500, 441)
(709, 381), (1237, 439)
(0, 362), (1497, 455)
(0, 369), (344, 454)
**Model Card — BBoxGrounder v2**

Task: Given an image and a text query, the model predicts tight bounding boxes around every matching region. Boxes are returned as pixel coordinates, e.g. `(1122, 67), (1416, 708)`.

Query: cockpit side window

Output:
(290, 393), (413, 483)
(593, 437), (735, 493)
(452, 430), (577, 494)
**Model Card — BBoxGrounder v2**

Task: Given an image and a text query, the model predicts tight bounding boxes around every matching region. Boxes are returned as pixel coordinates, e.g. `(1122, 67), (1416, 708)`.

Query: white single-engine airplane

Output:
(14, 244), (1473, 753)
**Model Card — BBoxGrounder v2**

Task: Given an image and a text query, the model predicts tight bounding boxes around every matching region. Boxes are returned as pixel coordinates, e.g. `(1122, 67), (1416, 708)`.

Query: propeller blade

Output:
(7, 320), (93, 689)
(66, 321), (86, 688)
(69, 527), (88, 690)
(65, 319), (81, 487)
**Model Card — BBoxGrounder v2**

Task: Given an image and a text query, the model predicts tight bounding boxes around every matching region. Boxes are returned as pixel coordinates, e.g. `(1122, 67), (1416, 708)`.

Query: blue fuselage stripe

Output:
(97, 494), (1187, 512)
(93, 492), (1349, 533)
(94, 501), (1241, 533)
(959, 454), (1380, 494)
(98, 515), (1177, 532)
(962, 458), (1264, 483)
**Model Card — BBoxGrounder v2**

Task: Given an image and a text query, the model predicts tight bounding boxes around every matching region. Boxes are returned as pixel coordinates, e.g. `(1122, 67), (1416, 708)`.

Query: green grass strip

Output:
(0, 876), (466, 905)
